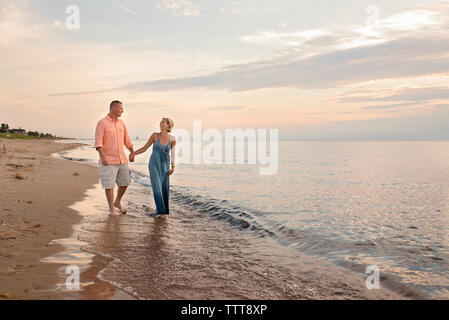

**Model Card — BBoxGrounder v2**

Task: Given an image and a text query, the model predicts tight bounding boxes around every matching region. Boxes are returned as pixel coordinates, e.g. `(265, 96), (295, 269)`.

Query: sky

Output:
(1, 0), (449, 139)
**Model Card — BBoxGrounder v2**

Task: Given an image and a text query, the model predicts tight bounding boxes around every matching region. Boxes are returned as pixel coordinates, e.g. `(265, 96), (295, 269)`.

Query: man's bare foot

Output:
(109, 209), (119, 217)
(160, 214), (168, 219)
(114, 202), (128, 215)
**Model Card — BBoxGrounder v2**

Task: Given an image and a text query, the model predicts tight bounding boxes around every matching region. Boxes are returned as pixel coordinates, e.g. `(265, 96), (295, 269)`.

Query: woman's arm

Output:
(170, 137), (176, 166)
(134, 133), (156, 155)
(169, 136), (176, 175)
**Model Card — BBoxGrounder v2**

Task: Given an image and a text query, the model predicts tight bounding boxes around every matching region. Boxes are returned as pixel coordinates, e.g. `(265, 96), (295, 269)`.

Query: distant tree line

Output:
(28, 131), (56, 138)
(1, 123), (9, 132)
(1, 122), (59, 138)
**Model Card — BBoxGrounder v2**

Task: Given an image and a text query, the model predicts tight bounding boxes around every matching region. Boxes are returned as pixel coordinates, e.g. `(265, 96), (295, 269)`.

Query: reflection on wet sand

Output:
(98, 217), (123, 250)
(79, 183), (406, 300)
(41, 181), (411, 300)
(40, 183), (135, 299)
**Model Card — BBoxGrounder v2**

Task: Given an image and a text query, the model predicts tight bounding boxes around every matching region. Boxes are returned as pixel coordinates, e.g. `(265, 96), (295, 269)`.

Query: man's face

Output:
(112, 103), (124, 117)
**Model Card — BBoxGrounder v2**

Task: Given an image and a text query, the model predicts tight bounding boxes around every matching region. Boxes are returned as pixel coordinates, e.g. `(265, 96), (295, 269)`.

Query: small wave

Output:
(97, 269), (142, 299)
(171, 190), (276, 237)
(53, 149), (92, 163)
(59, 155), (90, 162)
(130, 170), (276, 238)
(92, 251), (143, 299)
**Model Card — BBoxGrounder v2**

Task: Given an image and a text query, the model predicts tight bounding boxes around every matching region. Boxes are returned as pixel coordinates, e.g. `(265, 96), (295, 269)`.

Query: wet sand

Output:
(78, 182), (415, 300)
(0, 138), (415, 300)
(0, 138), (131, 299)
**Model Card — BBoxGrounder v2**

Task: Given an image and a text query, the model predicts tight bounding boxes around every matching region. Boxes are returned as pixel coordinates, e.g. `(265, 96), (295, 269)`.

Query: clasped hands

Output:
(128, 151), (174, 175)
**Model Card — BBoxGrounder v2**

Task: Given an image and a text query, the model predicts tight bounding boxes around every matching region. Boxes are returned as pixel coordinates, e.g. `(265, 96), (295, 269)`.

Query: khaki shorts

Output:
(99, 163), (131, 189)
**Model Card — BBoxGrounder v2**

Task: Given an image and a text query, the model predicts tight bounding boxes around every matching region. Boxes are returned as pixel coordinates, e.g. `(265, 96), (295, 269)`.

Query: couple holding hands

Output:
(95, 100), (176, 219)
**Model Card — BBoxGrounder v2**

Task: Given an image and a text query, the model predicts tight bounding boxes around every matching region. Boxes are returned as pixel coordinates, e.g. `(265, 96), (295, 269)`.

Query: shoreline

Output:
(0, 138), (132, 299)
(0, 138), (419, 300)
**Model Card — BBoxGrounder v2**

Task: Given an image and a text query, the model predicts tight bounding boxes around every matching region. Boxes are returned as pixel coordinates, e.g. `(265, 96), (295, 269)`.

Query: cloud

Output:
(289, 107), (449, 140)
(359, 102), (418, 110)
(46, 2), (449, 99)
(114, 34), (449, 92)
(340, 86), (449, 104)
(88, 2), (448, 94)
(48, 89), (114, 97)
(125, 101), (169, 109)
(155, 0), (201, 17)
(239, 6), (440, 50)
(0, 0), (47, 46)
(219, 7), (240, 15)
(207, 105), (246, 111)
(239, 29), (332, 47)
(432, 103), (449, 110)
(220, 1), (240, 15)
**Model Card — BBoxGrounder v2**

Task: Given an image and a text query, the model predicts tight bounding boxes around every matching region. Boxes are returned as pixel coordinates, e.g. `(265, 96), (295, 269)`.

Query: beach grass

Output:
(0, 133), (71, 140)
(0, 132), (38, 139)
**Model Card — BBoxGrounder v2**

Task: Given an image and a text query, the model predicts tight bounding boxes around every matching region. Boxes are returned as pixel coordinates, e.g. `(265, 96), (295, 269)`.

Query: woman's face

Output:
(160, 119), (168, 131)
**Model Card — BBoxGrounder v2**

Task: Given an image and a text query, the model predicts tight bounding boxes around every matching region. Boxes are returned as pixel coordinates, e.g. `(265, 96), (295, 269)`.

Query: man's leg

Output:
(100, 163), (119, 216)
(105, 188), (117, 215)
(114, 186), (128, 214)
(114, 164), (131, 214)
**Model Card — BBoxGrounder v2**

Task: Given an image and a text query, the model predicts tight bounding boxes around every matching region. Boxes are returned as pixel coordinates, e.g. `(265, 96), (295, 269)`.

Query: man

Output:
(95, 100), (135, 216)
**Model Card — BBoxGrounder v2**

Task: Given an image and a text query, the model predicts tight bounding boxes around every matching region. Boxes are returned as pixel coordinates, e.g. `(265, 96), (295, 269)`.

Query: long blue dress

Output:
(149, 133), (172, 215)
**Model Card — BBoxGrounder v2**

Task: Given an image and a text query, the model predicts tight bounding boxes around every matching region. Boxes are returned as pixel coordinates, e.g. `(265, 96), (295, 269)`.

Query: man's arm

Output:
(123, 123), (134, 151)
(123, 122), (135, 162)
(95, 120), (108, 165)
(96, 147), (108, 165)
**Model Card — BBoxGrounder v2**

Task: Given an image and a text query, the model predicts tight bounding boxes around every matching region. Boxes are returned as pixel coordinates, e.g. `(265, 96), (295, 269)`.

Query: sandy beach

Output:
(0, 138), (130, 299)
(0, 138), (422, 300)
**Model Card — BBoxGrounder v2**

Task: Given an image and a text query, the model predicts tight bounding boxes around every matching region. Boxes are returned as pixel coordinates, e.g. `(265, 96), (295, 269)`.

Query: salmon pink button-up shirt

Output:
(95, 115), (133, 164)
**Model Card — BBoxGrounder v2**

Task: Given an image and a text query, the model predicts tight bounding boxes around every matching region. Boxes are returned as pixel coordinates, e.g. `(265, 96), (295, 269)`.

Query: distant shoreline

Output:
(0, 133), (74, 140)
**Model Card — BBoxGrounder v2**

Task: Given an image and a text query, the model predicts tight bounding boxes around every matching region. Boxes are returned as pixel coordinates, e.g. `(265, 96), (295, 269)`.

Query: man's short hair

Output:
(110, 100), (123, 109)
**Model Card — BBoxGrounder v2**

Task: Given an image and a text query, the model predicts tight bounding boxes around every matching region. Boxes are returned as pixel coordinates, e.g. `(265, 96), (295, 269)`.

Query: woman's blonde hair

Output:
(162, 117), (174, 133)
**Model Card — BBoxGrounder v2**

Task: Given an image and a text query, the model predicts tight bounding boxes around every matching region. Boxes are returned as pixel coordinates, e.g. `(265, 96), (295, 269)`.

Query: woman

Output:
(131, 118), (176, 219)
